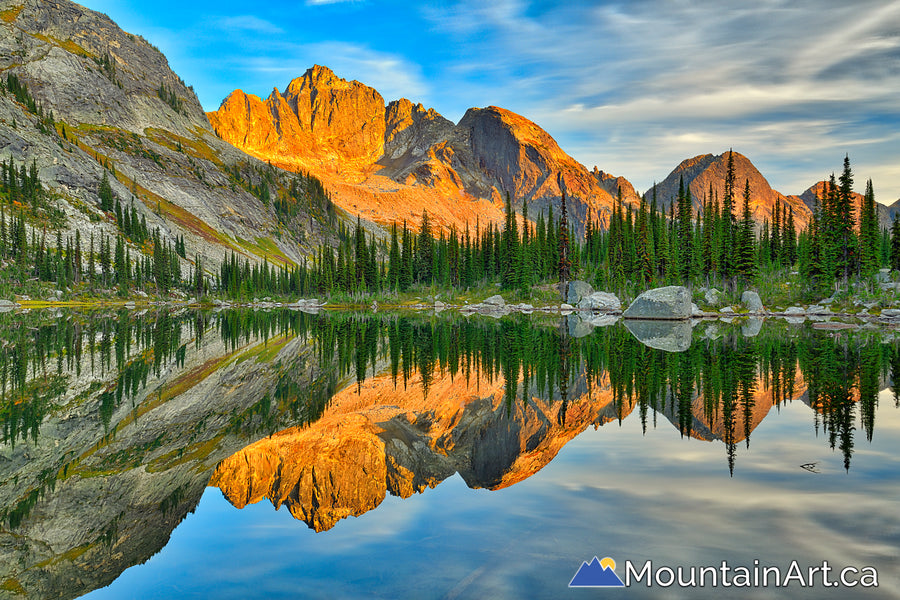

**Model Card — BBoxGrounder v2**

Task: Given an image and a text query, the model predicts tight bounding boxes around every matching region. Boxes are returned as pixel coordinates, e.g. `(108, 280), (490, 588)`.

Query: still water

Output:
(0, 309), (898, 599)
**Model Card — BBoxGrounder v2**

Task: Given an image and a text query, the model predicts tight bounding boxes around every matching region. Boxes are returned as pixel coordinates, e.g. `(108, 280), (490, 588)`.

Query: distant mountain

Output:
(209, 65), (636, 233)
(791, 181), (898, 229)
(647, 151), (812, 230)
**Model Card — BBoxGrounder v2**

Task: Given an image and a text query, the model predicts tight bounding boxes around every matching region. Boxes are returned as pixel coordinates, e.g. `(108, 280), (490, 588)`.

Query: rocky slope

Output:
(209, 66), (635, 234)
(647, 151), (812, 230)
(0, 0), (339, 278)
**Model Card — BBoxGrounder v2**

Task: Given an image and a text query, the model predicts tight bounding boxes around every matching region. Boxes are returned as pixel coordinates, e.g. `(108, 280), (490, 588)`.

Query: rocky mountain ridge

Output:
(209, 65), (632, 234)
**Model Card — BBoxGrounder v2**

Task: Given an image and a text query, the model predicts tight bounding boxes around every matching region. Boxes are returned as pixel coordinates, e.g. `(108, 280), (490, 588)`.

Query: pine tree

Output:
(416, 210), (433, 285)
(501, 192), (520, 290)
(557, 174), (571, 297)
(99, 170), (115, 212)
(676, 175), (693, 283)
(890, 216), (900, 272)
(858, 178), (878, 279)
(737, 179), (757, 279)
(721, 149), (736, 282)
(388, 222), (400, 291)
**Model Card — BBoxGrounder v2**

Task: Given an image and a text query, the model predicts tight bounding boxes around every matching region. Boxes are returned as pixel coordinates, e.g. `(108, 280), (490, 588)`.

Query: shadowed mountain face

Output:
(209, 66), (632, 234)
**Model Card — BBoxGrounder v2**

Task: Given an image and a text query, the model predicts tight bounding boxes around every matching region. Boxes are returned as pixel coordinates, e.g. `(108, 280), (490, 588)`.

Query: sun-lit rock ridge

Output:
(209, 67), (631, 233)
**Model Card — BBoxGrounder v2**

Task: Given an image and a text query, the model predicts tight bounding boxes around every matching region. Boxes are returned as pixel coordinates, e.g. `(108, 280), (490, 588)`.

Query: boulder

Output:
(623, 286), (692, 320)
(566, 280), (594, 305)
(784, 306), (805, 315)
(741, 290), (764, 312)
(704, 288), (723, 306)
(881, 309), (900, 319)
(577, 291), (621, 312)
(482, 295), (506, 307)
(691, 303), (702, 317)
(625, 319), (692, 352)
(719, 306), (735, 314)
(560, 303), (575, 314)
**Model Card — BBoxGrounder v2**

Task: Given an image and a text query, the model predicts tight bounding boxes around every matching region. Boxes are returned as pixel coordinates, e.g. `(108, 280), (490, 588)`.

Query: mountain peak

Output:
(649, 150), (811, 229)
(210, 65), (629, 233)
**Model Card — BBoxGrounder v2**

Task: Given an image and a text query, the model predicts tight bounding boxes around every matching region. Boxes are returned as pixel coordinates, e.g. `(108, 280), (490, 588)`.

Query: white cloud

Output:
(214, 15), (284, 35)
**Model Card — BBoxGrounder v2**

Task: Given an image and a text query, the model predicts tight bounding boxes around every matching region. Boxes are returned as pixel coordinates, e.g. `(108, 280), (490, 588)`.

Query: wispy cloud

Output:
(414, 0), (900, 195)
(213, 15), (284, 35)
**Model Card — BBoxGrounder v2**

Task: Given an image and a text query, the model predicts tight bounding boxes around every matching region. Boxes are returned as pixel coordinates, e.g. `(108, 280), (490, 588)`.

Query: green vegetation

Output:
(156, 82), (183, 113)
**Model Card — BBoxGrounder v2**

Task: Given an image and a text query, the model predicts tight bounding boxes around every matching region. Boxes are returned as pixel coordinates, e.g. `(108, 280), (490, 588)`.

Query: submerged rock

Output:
(623, 286), (691, 320)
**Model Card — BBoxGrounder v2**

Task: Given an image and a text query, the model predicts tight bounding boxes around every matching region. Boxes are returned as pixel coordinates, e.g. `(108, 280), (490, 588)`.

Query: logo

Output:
(568, 557), (879, 589)
(569, 556), (626, 588)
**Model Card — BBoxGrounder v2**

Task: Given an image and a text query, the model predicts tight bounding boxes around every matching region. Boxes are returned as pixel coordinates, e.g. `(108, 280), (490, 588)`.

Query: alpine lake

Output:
(1, 307), (899, 599)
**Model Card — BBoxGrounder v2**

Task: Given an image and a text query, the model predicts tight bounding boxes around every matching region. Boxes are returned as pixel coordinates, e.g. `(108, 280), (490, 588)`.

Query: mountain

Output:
(0, 0), (338, 278)
(791, 180), (898, 229)
(647, 151), (812, 230)
(209, 66), (637, 233)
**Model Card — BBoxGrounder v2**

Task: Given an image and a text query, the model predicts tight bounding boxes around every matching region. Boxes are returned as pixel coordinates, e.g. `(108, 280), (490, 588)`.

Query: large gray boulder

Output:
(741, 290), (764, 313)
(623, 286), (692, 320)
(625, 319), (692, 352)
(566, 280), (594, 305)
(482, 295), (506, 307)
(577, 291), (621, 312)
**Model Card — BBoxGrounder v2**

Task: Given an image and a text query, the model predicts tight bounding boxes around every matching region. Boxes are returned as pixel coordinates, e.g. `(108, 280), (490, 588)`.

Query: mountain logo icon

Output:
(569, 556), (626, 587)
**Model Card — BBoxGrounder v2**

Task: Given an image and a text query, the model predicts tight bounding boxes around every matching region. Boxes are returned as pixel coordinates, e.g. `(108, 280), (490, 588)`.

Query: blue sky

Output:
(78, 0), (900, 201)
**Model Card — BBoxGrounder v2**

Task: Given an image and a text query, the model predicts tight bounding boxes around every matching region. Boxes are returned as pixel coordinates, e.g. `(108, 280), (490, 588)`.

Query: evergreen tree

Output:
(557, 175), (571, 297)
(736, 179), (757, 279)
(891, 216), (900, 272)
(99, 171), (115, 212)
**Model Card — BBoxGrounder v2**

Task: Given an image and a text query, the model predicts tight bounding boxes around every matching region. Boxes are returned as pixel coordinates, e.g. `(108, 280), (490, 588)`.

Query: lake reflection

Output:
(0, 310), (898, 599)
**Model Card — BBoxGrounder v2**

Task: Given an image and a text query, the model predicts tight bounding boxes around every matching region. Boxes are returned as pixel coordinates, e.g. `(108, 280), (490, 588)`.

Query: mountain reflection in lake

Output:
(1, 309), (899, 599)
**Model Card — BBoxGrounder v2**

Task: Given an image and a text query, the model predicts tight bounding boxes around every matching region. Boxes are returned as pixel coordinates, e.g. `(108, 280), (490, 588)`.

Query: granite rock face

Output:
(623, 286), (692, 320)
